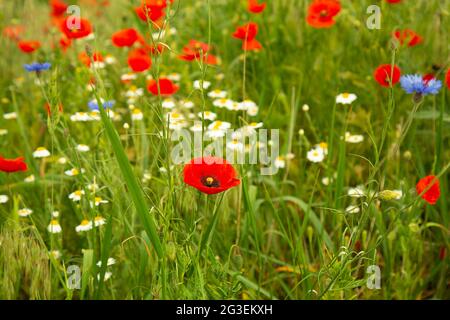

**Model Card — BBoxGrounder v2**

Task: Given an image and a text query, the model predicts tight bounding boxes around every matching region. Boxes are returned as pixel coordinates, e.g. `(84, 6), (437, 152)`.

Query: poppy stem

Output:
(198, 192), (225, 258)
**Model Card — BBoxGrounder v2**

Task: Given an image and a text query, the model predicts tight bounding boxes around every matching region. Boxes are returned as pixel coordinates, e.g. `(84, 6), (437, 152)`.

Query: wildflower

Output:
(306, 0), (341, 28)
(33, 147), (51, 158)
(57, 157), (67, 164)
(378, 189), (403, 201)
(47, 219), (62, 233)
(345, 132), (364, 144)
(24, 62), (51, 72)
(24, 174), (35, 183)
(147, 78), (179, 96)
(97, 257), (116, 267)
(18, 208), (33, 217)
(0, 156), (27, 173)
(393, 29), (422, 47)
(213, 98), (234, 109)
(302, 104), (310, 112)
(162, 98), (176, 109)
(400, 74), (442, 97)
(65, 168), (85, 176)
(75, 219), (93, 232)
(336, 93), (357, 105)
(128, 48), (152, 72)
(61, 17), (92, 39)
(179, 99), (194, 109)
(193, 80), (211, 90)
(131, 108), (144, 121)
(416, 175), (440, 205)
(274, 156), (286, 168)
(135, 0), (173, 23)
(183, 156), (240, 195)
(248, 0), (266, 13)
(69, 190), (85, 202)
(49, 250), (61, 259)
(0, 195), (8, 204)
(345, 205), (360, 214)
(97, 272), (112, 282)
(94, 215), (106, 226)
(198, 111), (217, 121)
(91, 197), (109, 207)
(88, 99), (115, 111)
(207, 121), (231, 138)
(111, 28), (138, 47)
(76, 144), (90, 152)
(208, 89), (227, 99)
(3, 112), (17, 120)
(374, 64), (401, 87)
(50, 0), (68, 17)
(79, 51), (104, 68)
(348, 186), (365, 198)
(179, 40), (218, 65)
(306, 147), (325, 163)
(233, 22), (262, 51)
(18, 40), (40, 53)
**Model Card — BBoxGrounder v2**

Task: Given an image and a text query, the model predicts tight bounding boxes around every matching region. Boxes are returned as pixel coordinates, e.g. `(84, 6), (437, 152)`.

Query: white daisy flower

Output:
(247, 105), (259, 116)
(50, 250), (61, 259)
(198, 111), (217, 121)
(24, 174), (35, 183)
(90, 197), (109, 207)
(345, 205), (360, 214)
(121, 73), (137, 82)
(94, 216), (106, 227)
(162, 98), (176, 109)
(65, 168), (85, 176)
(213, 98), (234, 109)
(348, 186), (365, 198)
(345, 132), (364, 144)
(76, 144), (90, 152)
(104, 54), (116, 65)
(3, 112), (17, 120)
(0, 195), (9, 204)
(57, 157), (67, 164)
(302, 104), (310, 112)
(378, 189), (403, 201)
(190, 122), (204, 132)
(0, 129), (8, 136)
(69, 190), (85, 202)
(193, 80), (211, 90)
(179, 99), (194, 109)
(52, 211), (60, 218)
(307, 147), (325, 163)
(33, 147), (51, 158)
(18, 208), (33, 217)
(336, 93), (357, 105)
(97, 271), (112, 282)
(75, 219), (93, 232)
(131, 108), (144, 121)
(227, 139), (245, 152)
(125, 86), (144, 98)
(96, 257), (116, 267)
(274, 156), (286, 169)
(208, 89), (227, 99)
(167, 73), (181, 82)
(47, 220), (62, 233)
(239, 100), (257, 111)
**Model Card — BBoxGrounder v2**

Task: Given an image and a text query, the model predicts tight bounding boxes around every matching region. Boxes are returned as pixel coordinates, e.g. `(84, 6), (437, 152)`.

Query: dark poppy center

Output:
(319, 9), (328, 17)
(201, 176), (220, 188)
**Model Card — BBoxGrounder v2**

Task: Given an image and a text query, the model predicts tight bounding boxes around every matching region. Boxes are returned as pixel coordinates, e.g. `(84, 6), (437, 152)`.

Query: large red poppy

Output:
(112, 28), (139, 47)
(61, 17), (92, 39)
(18, 40), (41, 53)
(248, 0), (266, 14)
(128, 48), (152, 72)
(0, 156), (28, 173)
(135, 0), (174, 23)
(183, 157), (240, 195)
(416, 175), (440, 205)
(445, 69), (450, 90)
(147, 78), (178, 96)
(374, 64), (401, 87)
(306, 0), (341, 28)
(393, 29), (422, 47)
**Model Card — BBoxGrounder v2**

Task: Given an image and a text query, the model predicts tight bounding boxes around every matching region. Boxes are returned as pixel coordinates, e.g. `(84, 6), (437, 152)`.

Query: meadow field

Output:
(0, 0), (449, 300)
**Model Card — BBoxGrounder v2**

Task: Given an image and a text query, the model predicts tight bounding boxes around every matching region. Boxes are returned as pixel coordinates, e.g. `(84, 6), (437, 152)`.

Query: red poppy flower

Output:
(179, 40), (218, 65)
(135, 0), (174, 23)
(59, 35), (71, 52)
(374, 64), (401, 87)
(183, 156), (240, 195)
(233, 22), (258, 41)
(416, 175), (440, 205)
(242, 38), (262, 51)
(50, 0), (68, 17)
(445, 69), (450, 90)
(2, 25), (25, 41)
(112, 28), (139, 47)
(61, 17), (92, 39)
(393, 29), (422, 47)
(306, 0), (341, 28)
(147, 78), (178, 96)
(128, 48), (152, 72)
(386, 0), (401, 3)
(0, 156), (28, 173)
(248, 0), (266, 14)
(78, 51), (103, 67)
(18, 40), (41, 53)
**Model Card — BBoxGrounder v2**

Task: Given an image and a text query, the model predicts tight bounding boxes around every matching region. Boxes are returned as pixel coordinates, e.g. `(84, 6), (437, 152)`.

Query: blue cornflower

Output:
(400, 74), (442, 96)
(24, 62), (51, 72)
(88, 99), (115, 111)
